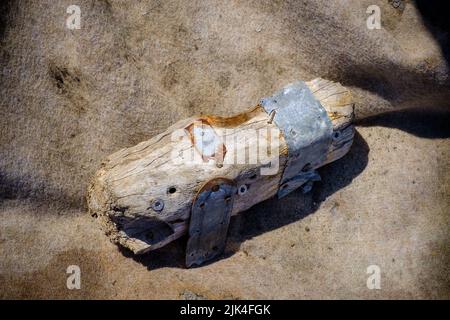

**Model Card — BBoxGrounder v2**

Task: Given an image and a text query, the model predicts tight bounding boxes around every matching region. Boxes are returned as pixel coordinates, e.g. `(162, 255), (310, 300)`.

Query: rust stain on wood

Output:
(204, 105), (263, 128)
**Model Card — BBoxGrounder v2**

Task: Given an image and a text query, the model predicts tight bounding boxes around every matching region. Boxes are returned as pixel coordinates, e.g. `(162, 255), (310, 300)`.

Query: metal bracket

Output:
(260, 81), (333, 198)
(186, 178), (236, 267)
(278, 170), (321, 198)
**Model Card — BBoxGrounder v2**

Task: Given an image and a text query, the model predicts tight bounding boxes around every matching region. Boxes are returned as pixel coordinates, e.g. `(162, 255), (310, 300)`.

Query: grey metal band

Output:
(260, 81), (333, 198)
(186, 178), (236, 267)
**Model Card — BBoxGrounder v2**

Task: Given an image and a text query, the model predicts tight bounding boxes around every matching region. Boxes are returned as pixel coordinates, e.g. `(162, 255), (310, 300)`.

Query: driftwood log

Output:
(87, 78), (354, 256)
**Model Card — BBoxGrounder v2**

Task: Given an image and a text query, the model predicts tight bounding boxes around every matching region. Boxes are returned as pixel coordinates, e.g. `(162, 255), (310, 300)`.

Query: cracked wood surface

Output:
(87, 78), (355, 254)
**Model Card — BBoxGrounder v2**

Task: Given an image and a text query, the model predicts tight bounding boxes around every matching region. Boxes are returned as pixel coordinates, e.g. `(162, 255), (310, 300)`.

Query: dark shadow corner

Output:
(0, 0), (14, 41)
(356, 108), (450, 139)
(414, 0), (450, 67)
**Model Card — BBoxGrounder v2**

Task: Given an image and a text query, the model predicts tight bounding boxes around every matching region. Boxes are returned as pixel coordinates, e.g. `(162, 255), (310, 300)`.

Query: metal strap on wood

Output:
(186, 178), (236, 267)
(260, 81), (333, 198)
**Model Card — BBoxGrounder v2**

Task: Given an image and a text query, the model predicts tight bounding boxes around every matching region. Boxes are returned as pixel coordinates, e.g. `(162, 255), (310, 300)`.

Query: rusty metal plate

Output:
(186, 178), (236, 267)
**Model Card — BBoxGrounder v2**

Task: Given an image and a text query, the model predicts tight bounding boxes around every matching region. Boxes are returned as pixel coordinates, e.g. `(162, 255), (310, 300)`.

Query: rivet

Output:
(151, 199), (164, 212)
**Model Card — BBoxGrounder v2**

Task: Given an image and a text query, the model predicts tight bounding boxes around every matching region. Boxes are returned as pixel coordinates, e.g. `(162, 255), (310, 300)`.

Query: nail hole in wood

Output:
(167, 186), (177, 194)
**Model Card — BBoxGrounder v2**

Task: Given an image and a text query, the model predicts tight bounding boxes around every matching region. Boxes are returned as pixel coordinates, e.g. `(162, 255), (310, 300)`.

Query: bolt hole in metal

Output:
(290, 128), (297, 137)
(333, 131), (340, 140)
(151, 198), (164, 212)
(238, 184), (248, 195)
(211, 184), (220, 192)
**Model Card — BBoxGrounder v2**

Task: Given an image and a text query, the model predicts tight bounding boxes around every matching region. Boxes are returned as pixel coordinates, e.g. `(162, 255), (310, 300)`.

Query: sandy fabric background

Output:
(0, 0), (449, 299)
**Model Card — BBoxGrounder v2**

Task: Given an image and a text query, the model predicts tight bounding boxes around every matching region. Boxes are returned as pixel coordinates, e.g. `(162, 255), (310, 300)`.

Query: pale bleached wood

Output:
(87, 78), (354, 254)
(307, 78), (355, 165)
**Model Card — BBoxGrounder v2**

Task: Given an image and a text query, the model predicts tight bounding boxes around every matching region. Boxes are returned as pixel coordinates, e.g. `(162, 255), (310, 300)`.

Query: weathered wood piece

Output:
(87, 78), (354, 255)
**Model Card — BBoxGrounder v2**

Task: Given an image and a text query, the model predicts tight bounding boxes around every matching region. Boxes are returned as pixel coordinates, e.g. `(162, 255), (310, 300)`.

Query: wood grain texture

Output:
(87, 78), (354, 254)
